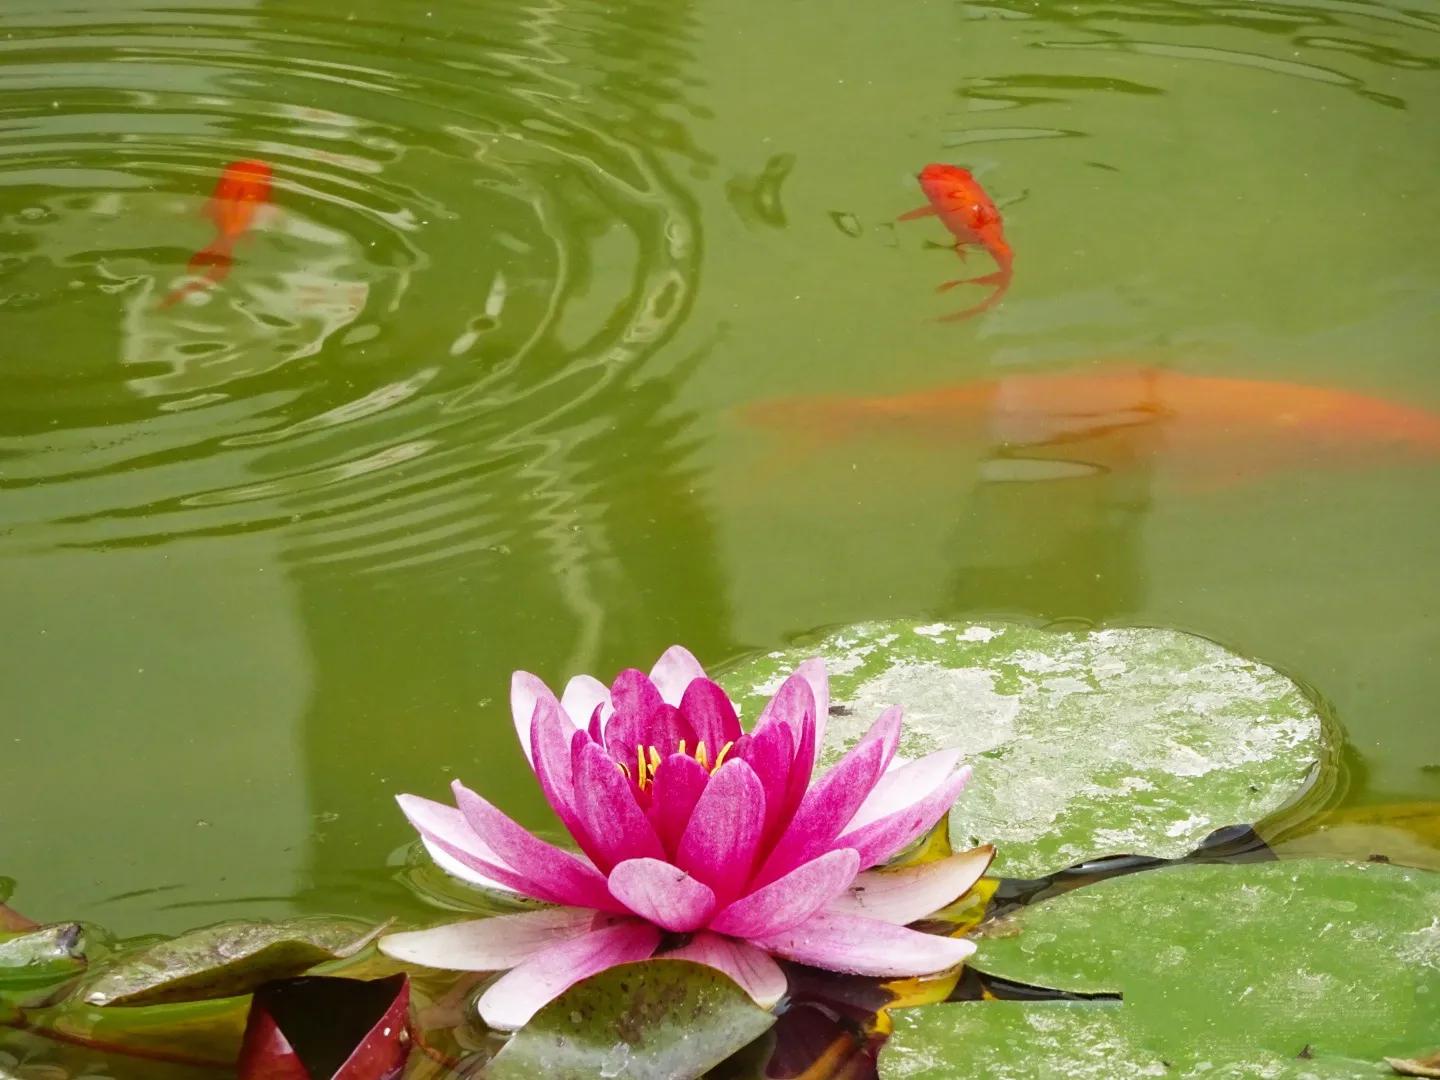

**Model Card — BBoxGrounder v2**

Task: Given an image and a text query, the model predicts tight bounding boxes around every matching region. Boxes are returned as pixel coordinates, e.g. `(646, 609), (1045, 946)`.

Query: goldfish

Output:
(741, 367), (1440, 490)
(898, 163), (1013, 322)
(160, 158), (273, 308)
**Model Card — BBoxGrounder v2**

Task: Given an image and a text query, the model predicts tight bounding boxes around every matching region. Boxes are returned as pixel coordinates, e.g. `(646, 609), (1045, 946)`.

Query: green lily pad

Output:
(880, 859), (1440, 1078)
(82, 917), (384, 1007)
(720, 621), (1330, 876)
(0, 923), (89, 1005)
(487, 959), (776, 1080)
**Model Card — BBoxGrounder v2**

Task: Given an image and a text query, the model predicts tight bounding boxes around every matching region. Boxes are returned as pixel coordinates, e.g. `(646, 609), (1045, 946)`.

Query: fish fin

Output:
(897, 205), (939, 222)
(958, 270), (1007, 287)
(936, 279), (968, 293)
(186, 243), (234, 275)
(936, 282), (1010, 323)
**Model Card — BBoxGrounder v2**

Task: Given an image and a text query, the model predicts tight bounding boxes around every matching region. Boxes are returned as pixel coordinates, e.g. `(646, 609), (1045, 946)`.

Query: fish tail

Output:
(936, 273), (1011, 323)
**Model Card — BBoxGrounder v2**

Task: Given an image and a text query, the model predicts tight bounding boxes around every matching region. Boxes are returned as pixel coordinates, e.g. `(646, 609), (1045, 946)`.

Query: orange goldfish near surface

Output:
(160, 159), (273, 308)
(741, 367), (1440, 491)
(899, 163), (1013, 322)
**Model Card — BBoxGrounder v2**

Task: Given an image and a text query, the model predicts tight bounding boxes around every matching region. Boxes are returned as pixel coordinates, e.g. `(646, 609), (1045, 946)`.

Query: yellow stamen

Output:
(618, 761), (631, 779)
(713, 741), (734, 770)
(678, 739), (687, 758)
(648, 746), (662, 773)
(637, 744), (648, 790)
(696, 741), (709, 769)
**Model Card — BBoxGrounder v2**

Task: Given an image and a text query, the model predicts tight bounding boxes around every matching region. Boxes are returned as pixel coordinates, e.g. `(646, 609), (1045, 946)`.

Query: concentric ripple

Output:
(0, 0), (708, 581)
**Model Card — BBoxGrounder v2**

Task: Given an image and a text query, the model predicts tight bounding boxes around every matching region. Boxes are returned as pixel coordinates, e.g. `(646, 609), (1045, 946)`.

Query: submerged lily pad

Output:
(880, 859), (1440, 1078)
(487, 959), (776, 1080)
(83, 917), (384, 1007)
(0, 923), (89, 1005)
(720, 621), (1330, 876)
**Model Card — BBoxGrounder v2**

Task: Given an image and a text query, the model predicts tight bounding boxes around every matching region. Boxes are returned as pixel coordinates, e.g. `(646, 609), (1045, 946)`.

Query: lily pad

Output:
(879, 859), (1440, 1078)
(0, 923), (88, 1004)
(487, 959), (776, 1080)
(720, 621), (1330, 876)
(83, 917), (384, 1007)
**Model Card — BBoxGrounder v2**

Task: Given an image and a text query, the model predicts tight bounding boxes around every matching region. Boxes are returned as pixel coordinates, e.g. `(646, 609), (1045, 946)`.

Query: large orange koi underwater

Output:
(741, 367), (1440, 490)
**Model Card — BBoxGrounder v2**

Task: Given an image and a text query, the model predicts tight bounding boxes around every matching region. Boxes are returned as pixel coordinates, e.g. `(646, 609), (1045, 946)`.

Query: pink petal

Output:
(649, 753), (711, 856)
(649, 645), (707, 705)
(477, 918), (662, 1031)
(837, 766), (972, 869)
(845, 748), (964, 834)
(379, 907), (600, 970)
(752, 911), (976, 976)
(675, 760), (766, 904)
(789, 658), (830, 755)
(530, 698), (610, 869)
(609, 667), (666, 718)
(736, 722), (793, 846)
(450, 782), (622, 912)
(709, 848), (860, 939)
(604, 702), (695, 766)
(665, 932), (788, 1009)
(754, 672), (816, 751)
(398, 794), (534, 897)
(560, 674), (610, 730)
(511, 671), (562, 764)
(571, 739), (665, 870)
(677, 678), (743, 758)
(753, 708), (902, 886)
(607, 858), (717, 932)
(825, 846), (994, 925)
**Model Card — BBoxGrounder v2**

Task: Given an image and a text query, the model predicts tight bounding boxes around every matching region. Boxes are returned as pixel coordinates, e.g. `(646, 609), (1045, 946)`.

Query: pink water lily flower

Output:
(380, 646), (983, 1031)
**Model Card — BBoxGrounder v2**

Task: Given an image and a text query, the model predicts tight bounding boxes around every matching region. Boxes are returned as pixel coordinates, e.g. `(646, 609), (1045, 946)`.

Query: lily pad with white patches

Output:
(878, 859), (1440, 1078)
(718, 621), (1332, 877)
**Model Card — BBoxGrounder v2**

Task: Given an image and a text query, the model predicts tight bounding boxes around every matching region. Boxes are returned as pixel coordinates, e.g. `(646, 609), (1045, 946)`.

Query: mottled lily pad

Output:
(720, 621), (1329, 876)
(879, 859), (1440, 1078)
(0, 924), (89, 1005)
(83, 917), (384, 1007)
(487, 959), (776, 1080)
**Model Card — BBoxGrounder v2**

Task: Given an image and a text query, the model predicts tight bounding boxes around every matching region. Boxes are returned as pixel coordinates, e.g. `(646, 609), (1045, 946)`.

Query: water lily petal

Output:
(511, 671), (561, 764)
(825, 846), (994, 925)
(610, 667), (666, 718)
(398, 794), (531, 895)
(753, 673), (816, 751)
(450, 781), (622, 911)
(607, 858), (717, 932)
(789, 658), (829, 756)
(571, 739), (665, 870)
(754, 708), (902, 885)
(665, 932), (788, 1009)
(604, 703), (695, 767)
(844, 748), (963, 834)
(560, 674), (610, 730)
(837, 766), (972, 869)
(379, 907), (600, 971)
(649, 753), (711, 855)
(710, 848), (860, 940)
(529, 698), (611, 868)
(736, 721), (793, 846)
(752, 911), (976, 976)
(677, 678), (743, 757)
(675, 760), (766, 904)
(477, 918), (663, 1031)
(649, 645), (707, 705)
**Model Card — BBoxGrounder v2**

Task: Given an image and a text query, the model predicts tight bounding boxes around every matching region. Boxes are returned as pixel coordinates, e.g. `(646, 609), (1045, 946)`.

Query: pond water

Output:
(1, 0), (1437, 939)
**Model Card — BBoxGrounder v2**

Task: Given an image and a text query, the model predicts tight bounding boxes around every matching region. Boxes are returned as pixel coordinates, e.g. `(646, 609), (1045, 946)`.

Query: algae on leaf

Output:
(720, 621), (1329, 876)
(880, 860), (1440, 1078)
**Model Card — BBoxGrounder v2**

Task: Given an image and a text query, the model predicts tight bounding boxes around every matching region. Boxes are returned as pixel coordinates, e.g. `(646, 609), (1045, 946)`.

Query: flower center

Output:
(618, 739), (735, 790)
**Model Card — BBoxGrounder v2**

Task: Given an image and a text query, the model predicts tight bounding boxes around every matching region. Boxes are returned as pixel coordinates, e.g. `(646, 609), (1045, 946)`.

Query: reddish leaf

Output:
(237, 974), (410, 1080)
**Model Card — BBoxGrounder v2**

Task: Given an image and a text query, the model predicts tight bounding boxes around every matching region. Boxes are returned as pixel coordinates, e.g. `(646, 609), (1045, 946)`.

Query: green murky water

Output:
(2, 0), (1437, 938)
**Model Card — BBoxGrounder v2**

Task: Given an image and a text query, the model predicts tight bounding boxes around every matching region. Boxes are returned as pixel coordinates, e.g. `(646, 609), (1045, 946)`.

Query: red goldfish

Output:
(899, 163), (1013, 322)
(742, 367), (1440, 490)
(160, 159), (273, 308)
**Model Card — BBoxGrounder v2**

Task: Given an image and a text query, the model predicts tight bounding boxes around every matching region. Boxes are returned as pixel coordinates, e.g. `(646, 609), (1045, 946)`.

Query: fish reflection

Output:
(899, 163), (1013, 322)
(743, 367), (1440, 490)
(160, 158), (273, 308)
